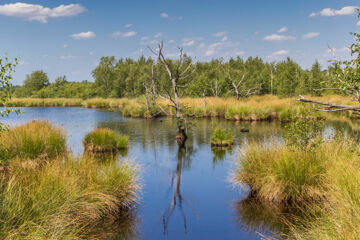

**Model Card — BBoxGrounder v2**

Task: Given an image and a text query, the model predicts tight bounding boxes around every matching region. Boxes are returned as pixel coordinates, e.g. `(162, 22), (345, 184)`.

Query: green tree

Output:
(309, 60), (324, 95)
(23, 70), (50, 94)
(0, 56), (19, 131)
(275, 58), (302, 97)
(92, 56), (115, 97)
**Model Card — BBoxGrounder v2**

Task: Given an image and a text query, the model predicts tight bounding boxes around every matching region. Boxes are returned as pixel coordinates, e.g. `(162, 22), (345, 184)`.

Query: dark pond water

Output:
(2, 107), (359, 240)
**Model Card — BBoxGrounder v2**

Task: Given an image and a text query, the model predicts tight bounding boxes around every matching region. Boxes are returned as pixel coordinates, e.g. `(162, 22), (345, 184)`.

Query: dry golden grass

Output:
(5, 94), (359, 120)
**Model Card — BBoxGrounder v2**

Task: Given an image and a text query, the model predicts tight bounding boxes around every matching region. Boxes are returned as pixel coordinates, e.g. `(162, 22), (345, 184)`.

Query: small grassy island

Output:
(210, 127), (234, 147)
(83, 128), (129, 153)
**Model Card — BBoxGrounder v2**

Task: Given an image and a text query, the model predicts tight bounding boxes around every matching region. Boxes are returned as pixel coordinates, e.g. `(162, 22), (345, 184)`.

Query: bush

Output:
(0, 120), (66, 162)
(83, 128), (129, 153)
(211, 127), (234, 147)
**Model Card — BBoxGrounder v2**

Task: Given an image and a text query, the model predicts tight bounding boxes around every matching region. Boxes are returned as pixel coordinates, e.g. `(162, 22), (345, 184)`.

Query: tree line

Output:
(13, 55), (335, 99)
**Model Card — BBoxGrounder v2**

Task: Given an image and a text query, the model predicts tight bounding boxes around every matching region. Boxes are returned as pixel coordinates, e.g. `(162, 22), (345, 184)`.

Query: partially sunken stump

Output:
(83, 128), (129, 154)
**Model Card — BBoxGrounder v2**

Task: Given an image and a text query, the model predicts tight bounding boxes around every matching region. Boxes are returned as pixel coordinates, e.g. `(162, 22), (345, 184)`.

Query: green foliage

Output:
(0, 56), (20, 131)
(211, 127), (234, 146)
(14, 53), (332, 100)
(283, 117), (323, 149)
(23, 70), (49, 94)
(83, 128), (129, 153)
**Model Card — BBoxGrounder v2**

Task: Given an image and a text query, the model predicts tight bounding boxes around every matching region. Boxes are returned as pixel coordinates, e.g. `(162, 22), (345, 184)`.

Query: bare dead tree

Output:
(149, 41), (195, 146)
(210, 78), (221, 97)
(202, 90), (207, 108)
(298, 95), (360, 115)
(228, 71), (262, 100)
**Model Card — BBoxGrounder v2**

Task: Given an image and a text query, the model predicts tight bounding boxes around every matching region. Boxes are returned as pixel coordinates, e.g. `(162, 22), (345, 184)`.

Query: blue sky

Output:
(0, 0), (359, 85)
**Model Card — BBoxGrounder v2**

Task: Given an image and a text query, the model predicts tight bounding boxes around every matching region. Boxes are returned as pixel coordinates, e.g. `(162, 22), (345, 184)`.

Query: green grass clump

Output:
(0, 156), (139, 239)
(233, 141), (328, 204)
(210, 127), (234, 147)
(84, 128), (129, 153)
(284, 140), (360, 239)
(0, 120), (66, 162)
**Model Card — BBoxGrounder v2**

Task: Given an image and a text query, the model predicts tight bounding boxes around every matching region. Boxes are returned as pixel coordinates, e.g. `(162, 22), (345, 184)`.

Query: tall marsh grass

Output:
(83, 128), (129, 153)
(234, 138), (360, 239)
(0, 156), (139, 239)
(0, 120), (66, 162)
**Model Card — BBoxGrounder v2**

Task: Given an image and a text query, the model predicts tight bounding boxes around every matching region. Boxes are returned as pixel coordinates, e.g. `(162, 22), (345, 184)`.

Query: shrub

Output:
(0, 120), (66, 162)
(83, 128), (129, 153)
(211, 127), (234, 147)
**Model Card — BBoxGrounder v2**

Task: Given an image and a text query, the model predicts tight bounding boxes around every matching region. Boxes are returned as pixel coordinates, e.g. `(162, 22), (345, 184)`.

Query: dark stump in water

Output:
(175, 128), (187, 148)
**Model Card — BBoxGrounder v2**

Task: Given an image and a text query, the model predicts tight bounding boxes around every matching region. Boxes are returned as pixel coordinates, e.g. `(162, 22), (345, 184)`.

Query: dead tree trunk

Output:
(149, 41), (195, 146)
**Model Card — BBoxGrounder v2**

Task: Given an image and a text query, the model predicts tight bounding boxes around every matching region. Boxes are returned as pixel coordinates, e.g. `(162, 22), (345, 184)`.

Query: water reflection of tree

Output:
(162, 144), (197, 236)
(211, 147), (233, 167)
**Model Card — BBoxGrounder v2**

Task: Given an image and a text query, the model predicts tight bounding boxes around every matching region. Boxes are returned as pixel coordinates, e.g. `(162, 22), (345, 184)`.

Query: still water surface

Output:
(3, 107), (357, 240)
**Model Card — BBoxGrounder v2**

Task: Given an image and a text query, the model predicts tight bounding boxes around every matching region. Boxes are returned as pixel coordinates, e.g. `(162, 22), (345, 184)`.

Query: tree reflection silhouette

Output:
(162, 144), (197, 236)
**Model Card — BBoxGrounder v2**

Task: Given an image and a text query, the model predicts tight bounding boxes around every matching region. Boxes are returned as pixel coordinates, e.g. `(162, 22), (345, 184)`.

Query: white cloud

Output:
(63, 43), (68, 48)
(154, 32), (163, 38)
(310, 6), (358, 17)
(264, 34), (296, 41)
(278, 26), (288, 33)
(125, 23), (132, 28)
(160, 12), (182, 20)
(235, 51), (245, 56)
(0, 2), (85, 23)
(303, 32), (320, 39)
(141, 36), (150, 41)
(160, 12), (168, 18)
(204, 40), (239, 57)
(221, 36), (228, 42)
(60, 54), (74, 60)
(271, 50), (289, 56)
(357, 21), (360, 26)
(110, 31), (137, 38)
(168, 39), (174, 43)
(70, 31), (95, 40)
(182, 39), (195, 46)
(213, 31), (227, 37)
(198, 43), (205, 48)
(89, 52), (94, 56)
(205, 49), (215, 56)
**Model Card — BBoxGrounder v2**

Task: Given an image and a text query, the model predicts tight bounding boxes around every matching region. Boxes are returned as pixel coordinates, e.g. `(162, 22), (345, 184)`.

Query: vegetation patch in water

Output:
(84, 128), (129, 153)
(0, 120), (66, 163)
(211, 127), (234, 147)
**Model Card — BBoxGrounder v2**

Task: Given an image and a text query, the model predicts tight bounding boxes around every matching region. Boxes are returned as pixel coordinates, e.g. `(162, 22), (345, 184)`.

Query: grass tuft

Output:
(83, 128), (129, 153)
(0, 120), (66, 162)
(0, 156), (139, 239)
